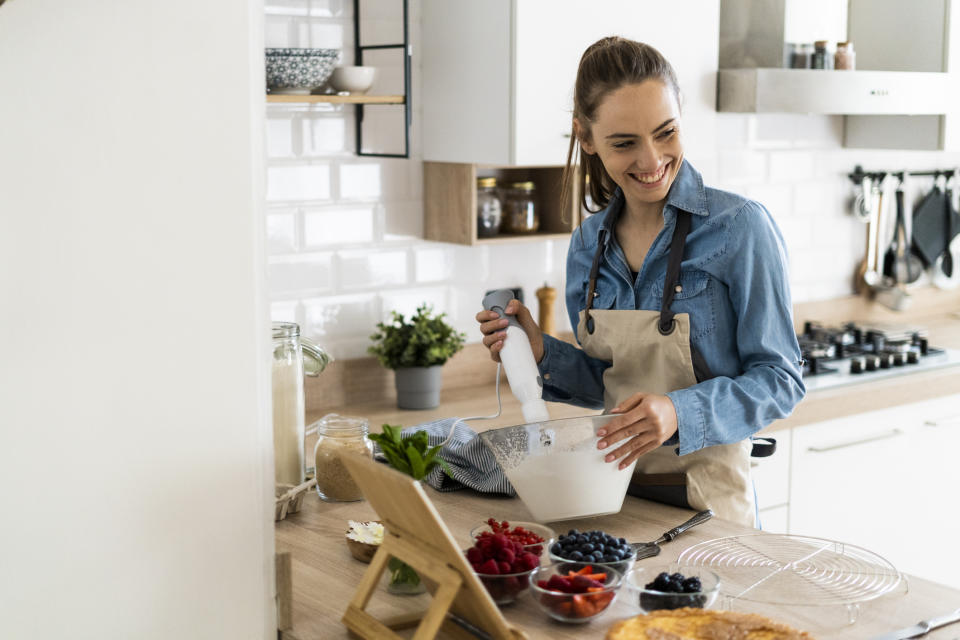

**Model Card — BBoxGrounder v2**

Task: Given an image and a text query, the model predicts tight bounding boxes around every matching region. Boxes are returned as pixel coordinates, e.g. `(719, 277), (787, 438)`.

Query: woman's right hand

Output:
(475, 298), (545, 364)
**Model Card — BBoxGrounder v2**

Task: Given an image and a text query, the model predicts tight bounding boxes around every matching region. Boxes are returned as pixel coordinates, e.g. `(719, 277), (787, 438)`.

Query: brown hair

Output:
(560, 37), (681, 222)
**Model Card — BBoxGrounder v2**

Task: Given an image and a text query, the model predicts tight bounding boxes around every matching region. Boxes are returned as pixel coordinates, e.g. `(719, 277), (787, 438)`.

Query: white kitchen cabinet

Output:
(421, 0), (719, 166)
(752, 430), (792, 511)
(789, 394), (960, 590)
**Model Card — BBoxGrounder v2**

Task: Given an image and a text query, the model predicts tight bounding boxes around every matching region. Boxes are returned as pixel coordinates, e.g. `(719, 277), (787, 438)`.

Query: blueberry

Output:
(569, 550), (584, 561)
(568, 529), (579, 537)
(581, 543), (595, 553)
(576, 535), (587, 544)
(618, 537), (627, 545)
(603, 554), (617, 563)
(682, 577), (702, 593)
(670, 572), (685, 583)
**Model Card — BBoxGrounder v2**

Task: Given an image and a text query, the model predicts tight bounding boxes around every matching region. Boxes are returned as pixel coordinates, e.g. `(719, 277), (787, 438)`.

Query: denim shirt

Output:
(538, 159), (806, 456)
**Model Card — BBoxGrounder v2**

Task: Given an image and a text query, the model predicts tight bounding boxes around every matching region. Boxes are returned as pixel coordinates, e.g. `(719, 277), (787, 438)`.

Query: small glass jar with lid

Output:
(812, 40), (831, 69)
(834, 41), (855, 70)
(313, 414), (374, 502)
(476, 176), (502, 237)
(789, 43), (813, 69)
(501, 181), (540, 234)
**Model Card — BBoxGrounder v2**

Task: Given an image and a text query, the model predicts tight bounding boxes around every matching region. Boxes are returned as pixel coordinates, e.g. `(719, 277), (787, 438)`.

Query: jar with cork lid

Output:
(834, 41), (855, 70)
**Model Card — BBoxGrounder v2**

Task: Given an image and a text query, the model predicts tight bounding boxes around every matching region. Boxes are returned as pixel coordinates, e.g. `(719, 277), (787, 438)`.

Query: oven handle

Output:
(807, 428), (903, 453)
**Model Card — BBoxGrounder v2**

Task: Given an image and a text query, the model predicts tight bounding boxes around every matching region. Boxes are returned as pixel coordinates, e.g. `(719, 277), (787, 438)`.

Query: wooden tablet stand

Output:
(340, 453), (527, 640)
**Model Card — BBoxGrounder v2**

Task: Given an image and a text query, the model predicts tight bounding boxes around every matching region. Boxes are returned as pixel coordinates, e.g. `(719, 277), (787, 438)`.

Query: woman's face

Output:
(578, 80), (683, 214)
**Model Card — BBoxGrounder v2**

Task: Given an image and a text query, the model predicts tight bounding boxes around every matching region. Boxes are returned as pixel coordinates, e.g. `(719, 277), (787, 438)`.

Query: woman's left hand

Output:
(596, 393), (679, 469)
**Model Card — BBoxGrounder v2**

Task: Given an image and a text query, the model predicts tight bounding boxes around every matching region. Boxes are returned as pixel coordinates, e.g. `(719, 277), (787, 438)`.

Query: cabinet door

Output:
(790, 395), (960, 590)
(513, 0), (719, 166)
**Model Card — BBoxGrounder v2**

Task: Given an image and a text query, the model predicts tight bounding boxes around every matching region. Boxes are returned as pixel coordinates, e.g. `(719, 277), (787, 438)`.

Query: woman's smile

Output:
(628, 160), (671, 187)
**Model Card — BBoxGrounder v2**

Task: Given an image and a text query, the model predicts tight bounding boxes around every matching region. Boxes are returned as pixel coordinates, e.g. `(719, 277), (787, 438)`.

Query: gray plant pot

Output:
(394, 365), (443, 410)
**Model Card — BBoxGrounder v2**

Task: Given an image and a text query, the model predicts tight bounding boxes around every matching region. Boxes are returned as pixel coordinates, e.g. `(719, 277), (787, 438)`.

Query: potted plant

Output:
(368, 304), (466, 409)
(367, 424), (453, 594)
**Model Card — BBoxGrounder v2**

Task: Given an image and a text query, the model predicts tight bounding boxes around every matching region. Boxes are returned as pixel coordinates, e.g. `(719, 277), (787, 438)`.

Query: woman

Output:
(475, 37), (805, 527)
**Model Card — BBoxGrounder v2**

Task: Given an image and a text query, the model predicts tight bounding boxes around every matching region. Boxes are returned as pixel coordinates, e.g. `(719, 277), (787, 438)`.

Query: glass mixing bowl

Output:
(478, 414), (637, 522)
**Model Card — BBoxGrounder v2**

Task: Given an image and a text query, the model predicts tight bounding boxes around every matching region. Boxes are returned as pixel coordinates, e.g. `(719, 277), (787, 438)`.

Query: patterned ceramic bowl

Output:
(265, 48), (340, 94)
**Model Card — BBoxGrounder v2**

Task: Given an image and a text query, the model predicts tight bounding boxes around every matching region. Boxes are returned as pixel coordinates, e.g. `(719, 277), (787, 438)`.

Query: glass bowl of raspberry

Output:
(624, 564), (720, 613)
(464, 533), (542, 605)
(469, 518), (555, 557)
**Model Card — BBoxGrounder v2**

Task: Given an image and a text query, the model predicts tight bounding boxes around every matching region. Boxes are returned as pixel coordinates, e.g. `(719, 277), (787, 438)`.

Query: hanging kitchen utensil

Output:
(933, 171), (960, 290)
(629, 510), (713, 560)
(910, 174), (950, 267)
(855, 174), (883, 292)
(882, 176), (922, 284)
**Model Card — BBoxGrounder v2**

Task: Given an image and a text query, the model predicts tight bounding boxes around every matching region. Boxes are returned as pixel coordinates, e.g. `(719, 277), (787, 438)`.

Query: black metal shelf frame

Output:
(353, 0), (411, 158)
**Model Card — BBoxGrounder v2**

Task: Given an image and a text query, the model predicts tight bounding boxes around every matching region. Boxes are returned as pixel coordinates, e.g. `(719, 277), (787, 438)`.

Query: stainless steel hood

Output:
(717, 68), (950, 115)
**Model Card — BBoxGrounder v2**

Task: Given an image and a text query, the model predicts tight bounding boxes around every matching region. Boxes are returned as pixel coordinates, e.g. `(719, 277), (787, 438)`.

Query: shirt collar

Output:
(597, 158), (708, 235)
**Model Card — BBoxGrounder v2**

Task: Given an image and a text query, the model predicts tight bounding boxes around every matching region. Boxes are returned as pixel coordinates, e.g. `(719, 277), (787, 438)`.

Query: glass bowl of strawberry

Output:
(529, 561), (623, 624)
(465, 532), (541, 605)
(469, 518), (555, 557)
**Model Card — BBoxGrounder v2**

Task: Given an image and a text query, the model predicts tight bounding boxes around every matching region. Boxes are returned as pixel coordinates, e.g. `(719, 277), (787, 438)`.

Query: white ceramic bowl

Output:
(329, 65), (377, 94)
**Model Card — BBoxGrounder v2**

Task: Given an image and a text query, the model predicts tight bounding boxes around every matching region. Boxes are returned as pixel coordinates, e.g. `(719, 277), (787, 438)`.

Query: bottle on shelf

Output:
(502, 181), (539, 234)
(476, 177), (503, 238)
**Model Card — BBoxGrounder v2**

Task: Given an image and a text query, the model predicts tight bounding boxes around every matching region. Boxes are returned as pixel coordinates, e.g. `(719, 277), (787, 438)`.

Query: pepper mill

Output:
(536, 283), (557, 336)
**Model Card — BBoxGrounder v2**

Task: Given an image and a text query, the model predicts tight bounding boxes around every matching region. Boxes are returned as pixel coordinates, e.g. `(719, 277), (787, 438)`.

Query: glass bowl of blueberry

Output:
(548, 528), (636, 577)
(624, 565), (720, 612)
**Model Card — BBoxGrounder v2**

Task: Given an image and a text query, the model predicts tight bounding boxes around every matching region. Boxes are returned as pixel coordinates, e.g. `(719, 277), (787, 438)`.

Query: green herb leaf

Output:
(406, 445), (426, 480)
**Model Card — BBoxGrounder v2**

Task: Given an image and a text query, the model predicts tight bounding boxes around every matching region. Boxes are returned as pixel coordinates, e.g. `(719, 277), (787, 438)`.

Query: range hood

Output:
(717, 68), (950, 115)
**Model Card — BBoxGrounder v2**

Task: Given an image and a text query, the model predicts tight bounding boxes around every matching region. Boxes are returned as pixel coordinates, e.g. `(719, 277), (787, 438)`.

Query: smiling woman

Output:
(475, 37), (805, 528)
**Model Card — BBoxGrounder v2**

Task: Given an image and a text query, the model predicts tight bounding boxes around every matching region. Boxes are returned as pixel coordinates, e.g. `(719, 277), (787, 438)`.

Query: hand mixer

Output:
(438, 289), (551, 447)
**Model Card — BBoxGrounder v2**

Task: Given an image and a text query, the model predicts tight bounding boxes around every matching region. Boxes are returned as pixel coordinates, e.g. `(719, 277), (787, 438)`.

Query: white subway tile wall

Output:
(266, 0), (960, 358)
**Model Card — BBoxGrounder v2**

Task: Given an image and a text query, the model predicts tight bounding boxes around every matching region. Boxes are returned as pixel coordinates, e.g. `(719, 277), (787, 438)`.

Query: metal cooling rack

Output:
(678, 534), (903, 612)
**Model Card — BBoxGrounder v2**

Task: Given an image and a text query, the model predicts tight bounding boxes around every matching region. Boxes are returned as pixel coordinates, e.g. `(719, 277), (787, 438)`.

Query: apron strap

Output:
(659, 210), (692, 335)
(583, 228), (608, 335)
(750, 436), (777, 458)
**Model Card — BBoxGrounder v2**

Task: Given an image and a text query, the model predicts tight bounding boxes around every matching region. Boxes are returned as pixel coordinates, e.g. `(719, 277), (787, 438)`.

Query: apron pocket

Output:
(627, 472), (692, 509)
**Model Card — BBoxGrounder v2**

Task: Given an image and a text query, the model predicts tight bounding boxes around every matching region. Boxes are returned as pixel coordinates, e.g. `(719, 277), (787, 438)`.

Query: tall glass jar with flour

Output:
(272, 322), (330, 486)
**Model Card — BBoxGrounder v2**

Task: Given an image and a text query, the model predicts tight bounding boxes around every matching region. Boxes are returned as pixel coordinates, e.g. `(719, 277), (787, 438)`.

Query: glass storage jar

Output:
(812, 40), (830, 69)
(476, 176), (503, 238)
(272, 322), (330, 486)
(834, 41), (855, 70)
(502, 181), (539, 234)
(789, 43), (813, 69)
(313, 414), (373, 502)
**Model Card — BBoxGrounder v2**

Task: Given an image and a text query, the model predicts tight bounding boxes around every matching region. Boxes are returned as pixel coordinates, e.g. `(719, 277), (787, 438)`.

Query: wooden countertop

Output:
(276, 484), (960, 639)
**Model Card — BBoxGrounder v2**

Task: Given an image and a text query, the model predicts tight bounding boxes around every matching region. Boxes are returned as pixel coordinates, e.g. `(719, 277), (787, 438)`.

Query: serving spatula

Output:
(870, 607), (960, 639)
(630, 510), (714, 560)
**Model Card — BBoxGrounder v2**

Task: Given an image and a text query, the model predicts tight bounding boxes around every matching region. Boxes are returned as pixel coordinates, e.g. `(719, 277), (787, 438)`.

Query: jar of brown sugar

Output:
(835, 41), (855, 70)
(313, 414), (373, 502)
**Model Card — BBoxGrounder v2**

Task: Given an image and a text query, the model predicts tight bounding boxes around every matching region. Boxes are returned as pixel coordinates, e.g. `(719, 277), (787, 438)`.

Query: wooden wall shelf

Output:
(424, 162), (579, 246)
(265, 94), (405, 104)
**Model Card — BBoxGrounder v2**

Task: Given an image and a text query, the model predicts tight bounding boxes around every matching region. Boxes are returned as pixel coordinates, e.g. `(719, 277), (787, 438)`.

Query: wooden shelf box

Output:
(423, 162), (579, 246)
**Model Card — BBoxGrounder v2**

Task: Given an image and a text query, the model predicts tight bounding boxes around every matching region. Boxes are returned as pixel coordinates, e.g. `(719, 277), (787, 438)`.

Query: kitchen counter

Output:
(275, 484), (960, 639)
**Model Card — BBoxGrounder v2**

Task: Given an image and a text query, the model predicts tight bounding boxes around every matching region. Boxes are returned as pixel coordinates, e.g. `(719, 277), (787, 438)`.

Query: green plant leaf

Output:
(367, 304), (466, 369)
(406, 445), (426, 480)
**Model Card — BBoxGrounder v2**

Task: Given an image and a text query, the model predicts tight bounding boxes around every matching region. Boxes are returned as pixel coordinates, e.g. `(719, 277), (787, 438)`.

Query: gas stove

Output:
(797, 321), (960, 391)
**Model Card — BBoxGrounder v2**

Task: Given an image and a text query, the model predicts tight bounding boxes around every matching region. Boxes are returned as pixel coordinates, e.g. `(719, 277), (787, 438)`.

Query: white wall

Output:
(0, 1), (275, 638)
(265, 1), (960, 361)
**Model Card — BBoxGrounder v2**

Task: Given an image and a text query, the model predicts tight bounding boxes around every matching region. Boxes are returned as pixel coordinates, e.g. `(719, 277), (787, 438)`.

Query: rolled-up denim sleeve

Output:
(538, 333), (607, 409)
(667, 201), (806, 455)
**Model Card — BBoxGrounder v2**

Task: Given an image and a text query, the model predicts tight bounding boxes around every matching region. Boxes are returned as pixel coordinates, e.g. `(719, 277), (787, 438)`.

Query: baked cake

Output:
(606, 608), (815, 640)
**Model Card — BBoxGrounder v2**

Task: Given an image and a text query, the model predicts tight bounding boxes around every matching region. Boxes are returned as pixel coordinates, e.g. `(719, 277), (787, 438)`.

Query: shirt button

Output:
(674, 284), (683, 293)
(543, 373), (551, 380)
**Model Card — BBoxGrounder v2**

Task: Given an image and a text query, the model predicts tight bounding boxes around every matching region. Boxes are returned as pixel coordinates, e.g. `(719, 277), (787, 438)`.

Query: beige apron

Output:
(576, 210), (756, 527)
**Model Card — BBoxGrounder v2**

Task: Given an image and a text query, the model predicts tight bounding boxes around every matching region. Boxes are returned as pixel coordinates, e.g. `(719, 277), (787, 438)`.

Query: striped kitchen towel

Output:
(372, 418), (515, 496)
